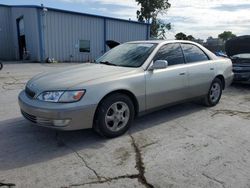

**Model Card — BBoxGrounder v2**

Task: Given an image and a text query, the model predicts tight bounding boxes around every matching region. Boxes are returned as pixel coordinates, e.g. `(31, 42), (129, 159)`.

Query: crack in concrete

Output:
(140, 141), (159, 149)
(211, 109), (250, 120)
(0, 182), (16, 187)
(55, 132), (104, 182)
(69, 174), (138, 187)
(72, 148), (104, 181)
(65, 134), (154, 188)
(129, 134), (154, 188)
(202, 173), (225, 188)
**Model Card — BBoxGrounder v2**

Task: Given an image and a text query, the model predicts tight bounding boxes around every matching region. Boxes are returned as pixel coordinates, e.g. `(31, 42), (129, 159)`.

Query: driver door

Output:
(145, 43), (189, 110)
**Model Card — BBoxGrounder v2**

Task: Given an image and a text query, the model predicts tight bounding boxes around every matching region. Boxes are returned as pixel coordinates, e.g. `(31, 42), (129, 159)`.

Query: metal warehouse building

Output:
(0, 4), (150, 62)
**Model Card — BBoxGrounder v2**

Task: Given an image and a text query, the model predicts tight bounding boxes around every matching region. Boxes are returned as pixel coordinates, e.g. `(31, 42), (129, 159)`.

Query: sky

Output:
(1, 0), (250, 40)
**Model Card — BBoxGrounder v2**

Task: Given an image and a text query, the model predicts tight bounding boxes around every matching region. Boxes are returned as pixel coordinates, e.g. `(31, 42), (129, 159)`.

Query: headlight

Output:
(59, 90), (85, 102)
(37, 90), (85, 102)
(37, 91), (64, 102)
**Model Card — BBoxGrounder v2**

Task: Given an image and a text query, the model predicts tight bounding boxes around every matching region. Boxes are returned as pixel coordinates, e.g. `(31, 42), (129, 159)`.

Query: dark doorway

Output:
(16, 17), (26, 60)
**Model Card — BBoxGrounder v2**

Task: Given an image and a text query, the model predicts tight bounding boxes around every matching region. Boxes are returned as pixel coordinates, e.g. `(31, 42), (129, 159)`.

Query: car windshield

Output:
(96, 43), (157, 67)
(232, 53), (250, 59)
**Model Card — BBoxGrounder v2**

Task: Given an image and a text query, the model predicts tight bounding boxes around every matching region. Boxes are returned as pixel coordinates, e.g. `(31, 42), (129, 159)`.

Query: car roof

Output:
(127, 40), (199, 45)
(127, 40), (219, 61)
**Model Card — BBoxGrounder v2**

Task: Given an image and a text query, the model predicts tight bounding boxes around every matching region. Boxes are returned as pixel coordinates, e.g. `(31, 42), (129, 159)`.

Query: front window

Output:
(96, 43), (157, 67)
(154, 43), (185, 66)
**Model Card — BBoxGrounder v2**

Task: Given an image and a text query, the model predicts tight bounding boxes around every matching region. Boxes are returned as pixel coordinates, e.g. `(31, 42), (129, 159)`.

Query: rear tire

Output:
(203, 78), (222, 107)
(0, 62), (2, 70)
(94, 93), (135, 138)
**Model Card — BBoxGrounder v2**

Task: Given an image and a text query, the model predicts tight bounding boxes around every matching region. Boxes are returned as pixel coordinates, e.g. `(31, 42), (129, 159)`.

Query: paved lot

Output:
(0, 63), (250, 188)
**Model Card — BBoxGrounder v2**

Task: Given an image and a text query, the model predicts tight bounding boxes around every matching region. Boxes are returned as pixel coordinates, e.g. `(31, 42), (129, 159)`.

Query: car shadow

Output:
(0, 102), (205, 171)
(132, 102), (205, 133)
(0, 118), (105, 171)
(231, 82), (250, 90)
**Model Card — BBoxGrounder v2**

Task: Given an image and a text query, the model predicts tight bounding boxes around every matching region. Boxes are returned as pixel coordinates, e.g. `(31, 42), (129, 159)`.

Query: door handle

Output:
(179, 72), (186, 75)
(210, 68), (214, 70)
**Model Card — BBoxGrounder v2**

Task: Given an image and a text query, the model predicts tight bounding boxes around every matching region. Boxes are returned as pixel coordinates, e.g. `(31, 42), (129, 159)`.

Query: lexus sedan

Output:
(19, 40), (233, 137)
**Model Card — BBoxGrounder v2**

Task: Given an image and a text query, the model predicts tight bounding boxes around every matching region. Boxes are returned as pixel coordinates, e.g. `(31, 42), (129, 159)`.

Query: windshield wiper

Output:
(99, 61), (117, 66)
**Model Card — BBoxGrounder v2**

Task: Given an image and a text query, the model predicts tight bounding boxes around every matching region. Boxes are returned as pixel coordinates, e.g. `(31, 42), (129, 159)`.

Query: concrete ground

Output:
(0, 63), (250, 188)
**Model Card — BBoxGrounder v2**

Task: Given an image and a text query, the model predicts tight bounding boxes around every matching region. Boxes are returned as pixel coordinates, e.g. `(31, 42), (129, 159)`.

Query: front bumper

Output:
(233, 72), (250, 83)
(18, 90), (97, 130)
(233, 64), (250, 83)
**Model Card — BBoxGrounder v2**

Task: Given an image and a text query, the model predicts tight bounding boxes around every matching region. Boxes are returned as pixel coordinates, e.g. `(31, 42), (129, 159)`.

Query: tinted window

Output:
(154, 43), (185, 66)
(181, 43), (209, 63)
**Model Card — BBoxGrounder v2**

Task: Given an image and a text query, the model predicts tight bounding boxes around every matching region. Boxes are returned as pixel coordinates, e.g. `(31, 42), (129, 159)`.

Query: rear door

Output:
(181, 43), (215, 97)
(145, 43), (189, 110)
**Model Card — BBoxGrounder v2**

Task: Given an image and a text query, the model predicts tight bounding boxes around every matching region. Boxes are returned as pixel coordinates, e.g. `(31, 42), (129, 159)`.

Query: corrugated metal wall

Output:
(43, 10), (149, 62)
(0, 5), (149, 62)
(106, 19), (148, 43)
(11, 7), (41, 61)
(43, 10), (104, 62)
(0, 6), (14, 60)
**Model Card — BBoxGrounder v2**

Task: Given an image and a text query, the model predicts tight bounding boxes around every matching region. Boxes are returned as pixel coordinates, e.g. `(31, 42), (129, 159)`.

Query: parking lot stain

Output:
(203, 156), (222, 167)
(244, 96), (250, 102)
(114, 147), (131, 166)
(211, 109), (250, 120)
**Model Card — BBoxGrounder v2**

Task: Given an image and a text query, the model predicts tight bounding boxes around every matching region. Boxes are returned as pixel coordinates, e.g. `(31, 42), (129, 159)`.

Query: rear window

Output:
(181, 43), (209, 63)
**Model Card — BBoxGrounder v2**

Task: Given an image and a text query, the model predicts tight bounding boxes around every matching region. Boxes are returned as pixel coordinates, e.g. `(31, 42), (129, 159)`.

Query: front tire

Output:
(203, 78), (223, 107)
(94, 93), (135, 138)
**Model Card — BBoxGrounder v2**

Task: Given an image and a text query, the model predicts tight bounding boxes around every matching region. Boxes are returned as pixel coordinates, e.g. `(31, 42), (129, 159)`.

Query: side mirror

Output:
(149, 60), (168, 71)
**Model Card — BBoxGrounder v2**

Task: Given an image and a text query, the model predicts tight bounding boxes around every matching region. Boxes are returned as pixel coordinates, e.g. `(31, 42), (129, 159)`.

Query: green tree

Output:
(218, 31), (236, 42)
(136, 0), (171, 39)
(175, 32), (187, 40)
(151, 18), (171, 39)
(175, 33), (196, 41)
(187, 35), (195, 41)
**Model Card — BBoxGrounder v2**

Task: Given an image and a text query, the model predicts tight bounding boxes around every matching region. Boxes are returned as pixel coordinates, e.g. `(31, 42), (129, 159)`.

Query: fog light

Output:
(53, 119), (71, 127)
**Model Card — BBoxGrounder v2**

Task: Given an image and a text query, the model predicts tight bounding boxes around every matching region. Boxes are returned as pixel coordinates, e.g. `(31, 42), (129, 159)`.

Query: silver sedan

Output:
(18, 40), (233, 137)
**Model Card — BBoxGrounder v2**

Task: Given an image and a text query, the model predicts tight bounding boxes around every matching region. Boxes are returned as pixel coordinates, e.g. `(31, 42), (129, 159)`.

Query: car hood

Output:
(26, 63), (135, 93)
(225, 35), (250, 57)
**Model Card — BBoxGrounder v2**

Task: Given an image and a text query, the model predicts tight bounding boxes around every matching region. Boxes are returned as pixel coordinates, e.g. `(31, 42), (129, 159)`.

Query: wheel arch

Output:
(94, 89), (139, 120)
(215, 75), (225, 89)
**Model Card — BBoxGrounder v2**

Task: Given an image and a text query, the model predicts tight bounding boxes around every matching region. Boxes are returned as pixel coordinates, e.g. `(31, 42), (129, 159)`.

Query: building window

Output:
(79, 40), (90, 52)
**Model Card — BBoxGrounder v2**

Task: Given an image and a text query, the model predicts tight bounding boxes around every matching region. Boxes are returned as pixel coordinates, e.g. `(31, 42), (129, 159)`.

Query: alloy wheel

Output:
(105, 101), (130, 132)
(210, 82), (221, 103)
